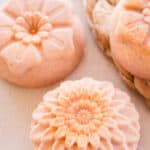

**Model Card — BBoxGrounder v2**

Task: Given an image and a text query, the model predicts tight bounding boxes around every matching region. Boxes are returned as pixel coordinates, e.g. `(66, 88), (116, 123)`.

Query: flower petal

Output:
(30, 124), (45, 143)
(77, 134), (88, 149)
(99, 139), (113, 150)
(50, 117), (64, 127)
(38, 143), (51, 150)
(1, 42), (42, 75)
(119, 105), (139, 121)
(43, 90), (58, 102)
(55, 126), (67, 139)
(32, 108), (51, 125)
(0, 12), (14, 28)
(51, 141), (65, 150)
(113, 89), (130, 101)
(114, 11), (149, 45)
(0, 29), (13, 49)
(89, 133), (100, 148)
(25, 0), (44, 11)
(42, 128), (54, 142)
(51, 28), (74, 52)
(65, 132), (77, 147)
(112, 112), (129, 125)
(110, 127), (125, 143)
(119, 124), (140, 143)
(4, 0), (27, 17)
(112, 143), (129, 150)
(42, 38), (64, 60)
(42, 0), (72, 25)
(42, 28), (74, 59)
(98, 81), (115, 100)
(98, 126), (110, 139)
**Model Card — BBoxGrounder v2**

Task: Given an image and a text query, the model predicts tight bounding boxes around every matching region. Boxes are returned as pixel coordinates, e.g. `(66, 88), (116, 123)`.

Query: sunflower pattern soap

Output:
(30, 78), (140, 150)
(0, 0), (85, 87)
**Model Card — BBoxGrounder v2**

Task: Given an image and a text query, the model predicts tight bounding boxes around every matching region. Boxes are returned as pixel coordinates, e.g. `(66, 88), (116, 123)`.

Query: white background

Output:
(0, 0), (150, 150)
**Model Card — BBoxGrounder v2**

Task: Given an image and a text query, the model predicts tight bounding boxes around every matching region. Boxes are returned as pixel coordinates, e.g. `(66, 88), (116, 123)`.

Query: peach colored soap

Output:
(84, 0), (119, 57)
(0, 0), (85, 87)
(110, 0), (150, 104)
(30, 78), (140, 150)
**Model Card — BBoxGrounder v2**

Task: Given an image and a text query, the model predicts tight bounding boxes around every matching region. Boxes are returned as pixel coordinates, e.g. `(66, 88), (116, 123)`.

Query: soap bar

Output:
(85, 0), (150, 106)
(30, 78), (140, 150)
(0, 0), (85, 87)
(110, 0), (150, 104)
(84, 0), (119, 57)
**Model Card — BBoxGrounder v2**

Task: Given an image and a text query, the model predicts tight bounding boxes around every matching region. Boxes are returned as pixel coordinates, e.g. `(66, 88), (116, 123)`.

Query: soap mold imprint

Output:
(0, 0), (85, 87)
(30, 78), (140, 150)
(84, 0), (150, 106)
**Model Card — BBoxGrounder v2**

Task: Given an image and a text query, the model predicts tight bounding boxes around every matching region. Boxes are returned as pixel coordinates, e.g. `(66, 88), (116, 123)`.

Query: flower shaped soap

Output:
(0, 0), (85, 87)
(30, 78), (140, 150)
(110, 0), (150, 103)
(84, 0), (119, 57)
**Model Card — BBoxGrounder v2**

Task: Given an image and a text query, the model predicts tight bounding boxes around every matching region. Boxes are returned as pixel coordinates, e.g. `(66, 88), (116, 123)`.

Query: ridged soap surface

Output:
(0, 0), (85, 87)
(30, 78), (140, 150)
(110, 0), (150, 80)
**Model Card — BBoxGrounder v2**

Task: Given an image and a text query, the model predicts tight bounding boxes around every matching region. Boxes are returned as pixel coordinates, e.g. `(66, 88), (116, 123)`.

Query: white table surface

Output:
(0, 0), (150, 150)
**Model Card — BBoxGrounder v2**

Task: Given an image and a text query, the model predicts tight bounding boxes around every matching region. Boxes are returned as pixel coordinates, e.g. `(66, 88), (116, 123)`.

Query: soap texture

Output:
(30, 78), (140, 150)
(85, 0), (150, 106)
(0, 0), (85, 87)
(110, 0), (150, 105)
(84, 0), (119, 57)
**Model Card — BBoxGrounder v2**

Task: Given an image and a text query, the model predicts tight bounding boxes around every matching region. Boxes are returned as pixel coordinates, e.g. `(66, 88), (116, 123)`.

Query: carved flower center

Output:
(12, 12), (52, 44)
(29, 28), (38, 35)
(63, 94), (110, 134)
(76, 107), (92, 124)
(143, 3), (150, 24)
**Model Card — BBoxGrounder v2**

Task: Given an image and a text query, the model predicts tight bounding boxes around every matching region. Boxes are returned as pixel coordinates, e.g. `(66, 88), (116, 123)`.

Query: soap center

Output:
(76, 108), (92, 124)
(12, 12), (52, 44)
(59, 89), (112, 135)
(29, 27), (38, 34)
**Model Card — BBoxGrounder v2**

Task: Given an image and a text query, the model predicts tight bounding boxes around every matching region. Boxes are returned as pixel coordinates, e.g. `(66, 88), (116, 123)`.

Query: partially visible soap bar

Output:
(84, 0), (119, 57)
(30, 78), (140, 150)
(110, 0), (150, 105)
(0, 0), (85, 87)
(85, 0), (150, 106)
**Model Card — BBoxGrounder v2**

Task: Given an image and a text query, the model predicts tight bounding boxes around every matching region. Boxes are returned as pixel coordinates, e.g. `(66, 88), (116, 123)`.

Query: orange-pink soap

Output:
(30, 78), (140, 150)
(0, 0), (85, 87)
(110, 0), (150, 80)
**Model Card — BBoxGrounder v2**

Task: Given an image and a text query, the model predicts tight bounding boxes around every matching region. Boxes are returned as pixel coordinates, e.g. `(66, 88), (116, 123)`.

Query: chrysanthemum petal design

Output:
(30, 78), (140, 150)
(0, 0), (85, 87)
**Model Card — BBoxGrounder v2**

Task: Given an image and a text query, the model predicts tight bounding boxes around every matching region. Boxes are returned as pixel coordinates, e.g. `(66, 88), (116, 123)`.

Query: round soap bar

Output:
(30, 78), (140, 150)
(0, 0), (85, 87)
(84, 0), (119, 57)
(85, 0), (150, 106)
(110, 0), (150, 104)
